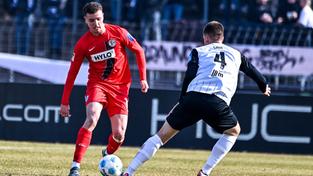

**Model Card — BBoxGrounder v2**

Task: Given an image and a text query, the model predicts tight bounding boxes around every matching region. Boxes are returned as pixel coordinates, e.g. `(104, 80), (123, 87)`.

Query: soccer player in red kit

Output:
(59, 2), (149, 176)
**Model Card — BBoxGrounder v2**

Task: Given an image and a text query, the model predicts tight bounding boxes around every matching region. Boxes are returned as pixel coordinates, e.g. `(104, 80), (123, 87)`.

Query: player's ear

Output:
(203, 34), (209, 45)
(220, 35), (224, 43)
(84, 16), (88, 24)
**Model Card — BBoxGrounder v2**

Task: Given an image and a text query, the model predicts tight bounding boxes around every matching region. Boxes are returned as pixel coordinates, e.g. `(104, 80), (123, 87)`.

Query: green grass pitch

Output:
(0, 140), (313, 176)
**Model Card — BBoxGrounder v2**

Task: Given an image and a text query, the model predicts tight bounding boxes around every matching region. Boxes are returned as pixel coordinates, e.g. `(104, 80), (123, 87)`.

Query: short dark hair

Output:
(83, 1), (103, 16)
(203, 21), (224, 39)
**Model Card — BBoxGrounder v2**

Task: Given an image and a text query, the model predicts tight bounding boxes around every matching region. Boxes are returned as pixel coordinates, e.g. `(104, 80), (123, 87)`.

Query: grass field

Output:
(0, 140), (313, 176)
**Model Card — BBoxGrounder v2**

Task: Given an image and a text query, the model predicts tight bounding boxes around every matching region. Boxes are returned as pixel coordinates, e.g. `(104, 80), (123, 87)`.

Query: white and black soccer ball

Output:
(98, 154), (123, 176)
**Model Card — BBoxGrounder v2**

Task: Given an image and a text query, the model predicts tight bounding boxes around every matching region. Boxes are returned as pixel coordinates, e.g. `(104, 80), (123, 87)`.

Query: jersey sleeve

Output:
(239, 54), (268, 93)
(61, 43), (85, 105)
(120, 27), (147, 81)
(180, 49), (199, 101)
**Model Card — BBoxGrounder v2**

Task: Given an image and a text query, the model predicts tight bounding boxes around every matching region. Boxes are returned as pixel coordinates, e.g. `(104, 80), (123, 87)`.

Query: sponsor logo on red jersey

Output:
(108, 39), (116, 47)
(91, 49), (116, 62)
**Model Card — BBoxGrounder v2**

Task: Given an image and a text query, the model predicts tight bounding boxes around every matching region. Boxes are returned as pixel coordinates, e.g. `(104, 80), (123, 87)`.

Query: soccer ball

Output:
(98, 154), (123, 176)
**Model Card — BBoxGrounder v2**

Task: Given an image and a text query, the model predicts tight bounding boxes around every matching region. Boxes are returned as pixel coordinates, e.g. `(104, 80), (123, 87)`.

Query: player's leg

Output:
(124, 121), (179, 176)
(103, 114), (128, 155)
(124, 96), (199, 176)
(199, 123), (240, 175)
(102, 88), (129, 156)
(69, 102), (103, 175)
(200, 95), (240, 175)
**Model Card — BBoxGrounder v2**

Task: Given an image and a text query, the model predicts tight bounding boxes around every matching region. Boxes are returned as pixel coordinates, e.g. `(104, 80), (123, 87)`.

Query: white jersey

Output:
(187, 43), (241, 105)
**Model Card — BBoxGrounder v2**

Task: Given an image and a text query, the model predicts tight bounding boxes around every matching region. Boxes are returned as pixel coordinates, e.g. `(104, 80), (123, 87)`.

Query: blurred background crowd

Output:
(0, 0), (312, 58)
(0, 0), (312, 93)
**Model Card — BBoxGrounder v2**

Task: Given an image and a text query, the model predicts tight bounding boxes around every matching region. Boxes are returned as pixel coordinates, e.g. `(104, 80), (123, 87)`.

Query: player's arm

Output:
(122, 28), (148, 93)
(60, 45), (85, 117)
(179, 49), (199, 101)
(240, 54), (271, 96)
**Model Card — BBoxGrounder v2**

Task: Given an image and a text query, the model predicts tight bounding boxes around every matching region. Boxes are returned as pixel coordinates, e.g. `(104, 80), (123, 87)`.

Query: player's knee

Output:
(224, 123), (240, 136)
(83, 117), (98, 130)
(87, 108), (98, 118)
(233, 124), (241, 136)
(85, 109), (100, 128)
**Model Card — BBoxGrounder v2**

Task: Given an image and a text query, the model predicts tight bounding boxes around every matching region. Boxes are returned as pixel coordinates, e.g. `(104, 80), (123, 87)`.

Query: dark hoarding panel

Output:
(0, 83), (312, 154)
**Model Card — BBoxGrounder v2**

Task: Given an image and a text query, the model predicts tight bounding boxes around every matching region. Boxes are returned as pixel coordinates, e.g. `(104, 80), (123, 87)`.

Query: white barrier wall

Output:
(0, 53), (88, 85)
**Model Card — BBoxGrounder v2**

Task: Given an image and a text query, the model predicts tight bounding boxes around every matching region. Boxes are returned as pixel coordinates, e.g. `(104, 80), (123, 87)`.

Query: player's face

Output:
(84, 10), (105, 36)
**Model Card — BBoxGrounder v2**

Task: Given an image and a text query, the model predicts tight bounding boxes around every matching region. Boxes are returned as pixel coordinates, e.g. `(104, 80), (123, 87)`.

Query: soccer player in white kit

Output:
(122, 21), (271, 176)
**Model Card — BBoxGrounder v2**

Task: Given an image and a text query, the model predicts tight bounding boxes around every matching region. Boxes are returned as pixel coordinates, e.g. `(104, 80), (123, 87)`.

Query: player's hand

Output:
(140, 80), (149, 93)
(263, 84), (271, 96)
(60, 104), (71, 118)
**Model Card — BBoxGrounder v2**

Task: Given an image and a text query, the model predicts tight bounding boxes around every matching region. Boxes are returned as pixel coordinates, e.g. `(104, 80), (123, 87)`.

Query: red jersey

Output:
(61, 24), (146, 105)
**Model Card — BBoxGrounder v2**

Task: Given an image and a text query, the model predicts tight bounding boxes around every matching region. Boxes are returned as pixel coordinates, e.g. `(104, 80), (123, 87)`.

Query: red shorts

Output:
(85, 82), (130, 117)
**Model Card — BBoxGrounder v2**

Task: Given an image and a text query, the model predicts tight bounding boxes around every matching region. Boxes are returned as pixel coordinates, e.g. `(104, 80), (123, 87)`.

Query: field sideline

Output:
(0, 140), (313, 176)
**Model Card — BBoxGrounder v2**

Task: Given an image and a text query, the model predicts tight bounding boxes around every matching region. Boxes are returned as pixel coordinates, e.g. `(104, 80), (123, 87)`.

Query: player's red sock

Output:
(106, 134), (123, 154)
(73, 127), (92, 163)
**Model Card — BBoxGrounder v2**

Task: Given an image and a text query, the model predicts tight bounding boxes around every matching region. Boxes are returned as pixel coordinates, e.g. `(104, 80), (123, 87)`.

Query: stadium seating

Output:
(0, 19), (312, 94)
